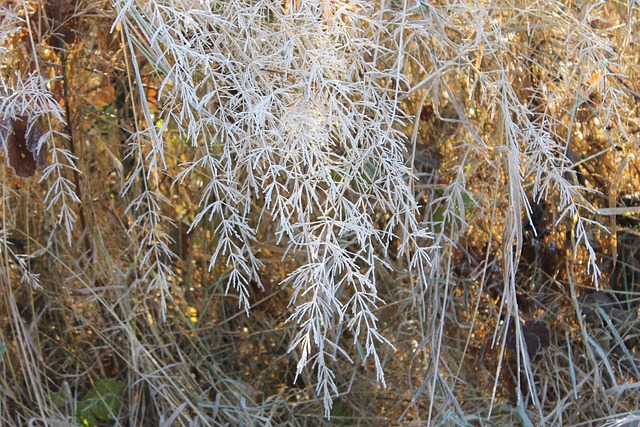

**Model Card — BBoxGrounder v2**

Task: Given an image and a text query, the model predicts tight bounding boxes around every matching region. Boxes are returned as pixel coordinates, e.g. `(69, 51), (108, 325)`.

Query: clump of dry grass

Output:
(1, 0), (639, 425)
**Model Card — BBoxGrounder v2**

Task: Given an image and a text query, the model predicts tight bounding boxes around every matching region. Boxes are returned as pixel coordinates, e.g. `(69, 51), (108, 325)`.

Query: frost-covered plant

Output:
(0, 3), (80, 244)
(112, 0), (631, 416)
(115, 0), (432, 413)
(401, 0), (629, 419)
(1, 0), (636, 425)
(5, 73), (81, 242)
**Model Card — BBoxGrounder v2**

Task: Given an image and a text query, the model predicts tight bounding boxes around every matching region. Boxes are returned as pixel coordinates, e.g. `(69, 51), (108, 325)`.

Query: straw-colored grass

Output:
(1, 0), (639, 425)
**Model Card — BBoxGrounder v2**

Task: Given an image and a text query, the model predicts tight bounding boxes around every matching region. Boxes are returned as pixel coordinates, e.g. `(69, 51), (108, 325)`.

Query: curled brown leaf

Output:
(1, 116), (46, 178)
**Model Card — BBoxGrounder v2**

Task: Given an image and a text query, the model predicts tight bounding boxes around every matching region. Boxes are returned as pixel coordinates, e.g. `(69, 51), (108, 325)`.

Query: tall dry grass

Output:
(1, 0), (639, 425)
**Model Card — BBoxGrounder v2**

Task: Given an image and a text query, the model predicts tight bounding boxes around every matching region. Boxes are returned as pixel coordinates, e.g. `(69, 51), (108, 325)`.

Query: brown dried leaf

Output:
(524, 319), (551, 348)
(523, 330), (542, 359)
(507, 320), (551, 359)
(3, 116), (46, 178)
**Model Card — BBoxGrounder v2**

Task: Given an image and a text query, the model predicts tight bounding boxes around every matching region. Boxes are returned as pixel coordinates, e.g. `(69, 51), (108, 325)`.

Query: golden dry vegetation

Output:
(1, 1), (640, 426)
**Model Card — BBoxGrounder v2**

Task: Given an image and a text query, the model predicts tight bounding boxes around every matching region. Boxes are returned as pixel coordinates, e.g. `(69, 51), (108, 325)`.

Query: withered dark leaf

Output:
(523, 329), (542, 359)
(507, 328), (542, 359)
(27, 119), (46, 170)
(524, 319), (551, 348)
(3, 116), (46, 178)
(507, 319), (551, 359)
